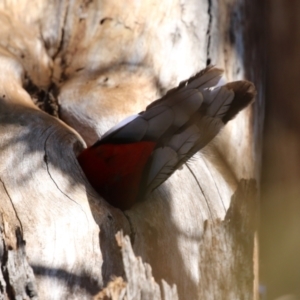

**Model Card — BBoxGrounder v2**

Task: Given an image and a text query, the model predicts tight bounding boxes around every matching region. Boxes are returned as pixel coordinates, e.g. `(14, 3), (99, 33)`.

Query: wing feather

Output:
(144, 107), (174, 139)
(145, 147), (178, 192)
(104, 117), (148, 142)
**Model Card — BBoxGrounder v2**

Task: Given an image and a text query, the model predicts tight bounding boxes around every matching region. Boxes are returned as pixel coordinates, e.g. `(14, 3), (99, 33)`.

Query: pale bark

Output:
(0, 0), (263, 299)
(94, 232), (178, 300)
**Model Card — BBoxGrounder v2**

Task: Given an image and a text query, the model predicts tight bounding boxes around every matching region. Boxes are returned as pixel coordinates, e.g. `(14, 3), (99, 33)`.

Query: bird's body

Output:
(77, 67), (256, 210)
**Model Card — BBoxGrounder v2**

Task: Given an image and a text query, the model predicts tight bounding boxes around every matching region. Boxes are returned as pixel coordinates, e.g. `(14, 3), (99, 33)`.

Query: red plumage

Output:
(78, 142), (156, 210)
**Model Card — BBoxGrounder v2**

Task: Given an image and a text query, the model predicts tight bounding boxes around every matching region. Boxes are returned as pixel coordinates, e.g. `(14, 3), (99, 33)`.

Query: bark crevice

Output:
(206, 0), (213, 66)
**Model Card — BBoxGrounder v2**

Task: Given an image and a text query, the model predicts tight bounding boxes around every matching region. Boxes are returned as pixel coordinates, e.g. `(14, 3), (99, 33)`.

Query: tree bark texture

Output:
(0, 0), (264, 299)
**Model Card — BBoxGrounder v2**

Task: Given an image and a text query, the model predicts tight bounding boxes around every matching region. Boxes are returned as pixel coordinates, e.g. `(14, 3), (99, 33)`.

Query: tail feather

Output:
(202, 86), (234, 118)
(222, 81), (256, 123)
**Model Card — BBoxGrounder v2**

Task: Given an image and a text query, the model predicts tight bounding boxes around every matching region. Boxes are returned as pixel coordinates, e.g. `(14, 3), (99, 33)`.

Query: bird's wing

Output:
(95, 66), (256, 197)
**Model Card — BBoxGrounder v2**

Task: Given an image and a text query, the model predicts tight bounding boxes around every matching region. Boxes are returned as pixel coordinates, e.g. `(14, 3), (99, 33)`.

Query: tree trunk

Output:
(0, 0), (264, 299)
(261, 1), (300, 298)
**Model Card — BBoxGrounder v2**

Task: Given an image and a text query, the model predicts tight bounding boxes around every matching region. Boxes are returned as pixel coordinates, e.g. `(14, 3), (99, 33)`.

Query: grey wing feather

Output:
(146, 147), (178, 191)
(168, 125), (201, 160)
(203, 87), (235, 118)
(101, 114), (139, 140)
(106, 117), (148, 142)
(144, 107), (174, 139)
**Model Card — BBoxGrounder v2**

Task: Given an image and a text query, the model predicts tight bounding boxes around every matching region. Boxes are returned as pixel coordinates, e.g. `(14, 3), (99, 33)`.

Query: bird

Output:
(77, 66), (256, 210)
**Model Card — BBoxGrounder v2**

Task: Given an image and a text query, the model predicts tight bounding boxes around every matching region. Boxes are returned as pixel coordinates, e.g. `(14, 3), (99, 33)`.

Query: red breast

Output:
(77, 141), (156, 210)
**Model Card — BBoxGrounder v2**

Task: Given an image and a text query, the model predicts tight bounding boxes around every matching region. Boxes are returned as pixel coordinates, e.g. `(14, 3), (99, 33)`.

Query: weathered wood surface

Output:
(0, 0), (263, 299)
(94, 232), (178, 300)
